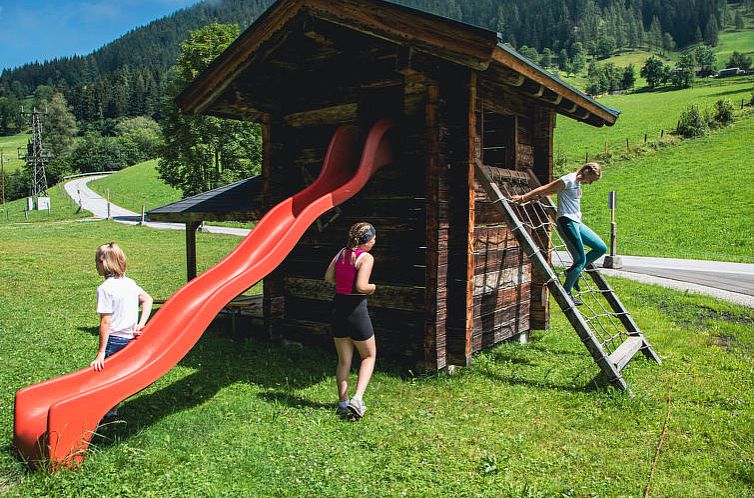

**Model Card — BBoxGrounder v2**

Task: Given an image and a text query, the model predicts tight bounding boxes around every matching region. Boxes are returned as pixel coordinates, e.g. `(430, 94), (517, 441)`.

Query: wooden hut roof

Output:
(176, 0), (620, 127)
(147, 175), (264, 222)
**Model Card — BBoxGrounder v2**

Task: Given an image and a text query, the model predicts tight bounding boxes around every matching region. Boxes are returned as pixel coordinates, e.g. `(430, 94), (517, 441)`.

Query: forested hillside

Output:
(0, 0), (743, 127)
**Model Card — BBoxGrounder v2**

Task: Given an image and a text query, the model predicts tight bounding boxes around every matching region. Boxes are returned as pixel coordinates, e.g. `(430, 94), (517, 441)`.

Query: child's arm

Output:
(91, 313), (111, 371)
(324, 253), (338, 285)
(354, 254), (376, 295)
(134, 291), (153, 336)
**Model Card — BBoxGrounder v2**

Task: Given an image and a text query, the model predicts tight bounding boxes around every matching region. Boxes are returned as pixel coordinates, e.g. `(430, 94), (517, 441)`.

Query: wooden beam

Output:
(185, 221), (201, 282)
(491, 46), (618, 125)
(462, 71), (478, 364)
(283, 103), (358, 127)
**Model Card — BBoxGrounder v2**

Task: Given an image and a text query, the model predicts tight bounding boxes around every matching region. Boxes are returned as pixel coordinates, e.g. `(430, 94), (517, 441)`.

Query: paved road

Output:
(65, 176), (754, 307)
(555, 251), (754, 307)
(64, 176), (251, 237)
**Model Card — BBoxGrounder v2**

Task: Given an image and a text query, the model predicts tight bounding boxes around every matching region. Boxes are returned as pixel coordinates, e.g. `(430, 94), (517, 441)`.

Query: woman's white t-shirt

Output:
(557, 172), (582, 222)
(96, 276), (144, 339)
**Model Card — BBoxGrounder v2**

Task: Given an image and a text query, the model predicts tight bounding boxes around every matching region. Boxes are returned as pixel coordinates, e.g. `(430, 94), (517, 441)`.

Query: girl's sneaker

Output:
(347, 398), (367, 419)
(335, 405), (350, 417)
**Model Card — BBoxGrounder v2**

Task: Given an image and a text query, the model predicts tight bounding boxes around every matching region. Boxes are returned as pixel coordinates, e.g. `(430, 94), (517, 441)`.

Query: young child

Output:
(511, 162), (607, 306)
(324, 222), (377, 420)
(91, 243), (153, 373)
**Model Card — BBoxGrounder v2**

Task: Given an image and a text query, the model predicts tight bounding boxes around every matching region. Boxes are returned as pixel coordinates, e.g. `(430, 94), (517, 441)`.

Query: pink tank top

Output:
(335, 248), (365, 294)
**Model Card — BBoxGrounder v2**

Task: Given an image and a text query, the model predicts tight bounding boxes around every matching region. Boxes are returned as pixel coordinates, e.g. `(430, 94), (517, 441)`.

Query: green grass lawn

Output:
(578, 113), (754, 263)
(554, 75), (754, 165)
(0, 220), (751, 496)
(0, 181), (88, 224)
(0, 132), (29, 173)
(88, 159), (182, 214)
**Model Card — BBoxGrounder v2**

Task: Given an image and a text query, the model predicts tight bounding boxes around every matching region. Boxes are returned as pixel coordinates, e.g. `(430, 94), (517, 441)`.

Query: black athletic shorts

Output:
(331, 293), (374, 342)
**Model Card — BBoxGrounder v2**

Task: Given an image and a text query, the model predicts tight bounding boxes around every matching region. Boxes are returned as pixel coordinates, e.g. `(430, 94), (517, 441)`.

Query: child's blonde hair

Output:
(95, 242), (127, 277)
(578, 162), (602, 178)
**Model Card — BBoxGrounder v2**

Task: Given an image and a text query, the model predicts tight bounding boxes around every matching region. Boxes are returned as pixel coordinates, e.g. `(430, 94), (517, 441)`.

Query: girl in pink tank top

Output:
(324, 222), (377, 420)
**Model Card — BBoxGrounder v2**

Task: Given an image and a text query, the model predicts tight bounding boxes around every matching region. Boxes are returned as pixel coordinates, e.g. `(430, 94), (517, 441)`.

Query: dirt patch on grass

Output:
(659, 302), (754, 328)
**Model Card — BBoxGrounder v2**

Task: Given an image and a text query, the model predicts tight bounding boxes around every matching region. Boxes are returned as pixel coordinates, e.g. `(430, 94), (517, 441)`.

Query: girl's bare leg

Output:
(352, 336), (376, 398)
(334, 338), (355, 401)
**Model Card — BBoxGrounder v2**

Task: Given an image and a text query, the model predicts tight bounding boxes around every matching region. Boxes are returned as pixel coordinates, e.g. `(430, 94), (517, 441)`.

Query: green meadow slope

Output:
(88, 159), (182, 214)
(579, 113), (754, 262)
(554, 76), (754, 165)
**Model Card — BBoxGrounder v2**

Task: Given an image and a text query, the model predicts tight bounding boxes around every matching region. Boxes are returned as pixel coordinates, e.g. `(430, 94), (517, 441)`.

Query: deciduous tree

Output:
(158, 23), (262, 197)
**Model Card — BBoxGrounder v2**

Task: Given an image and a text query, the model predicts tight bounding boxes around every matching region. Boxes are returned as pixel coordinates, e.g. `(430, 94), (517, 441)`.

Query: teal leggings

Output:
(557, 217), (607, 293)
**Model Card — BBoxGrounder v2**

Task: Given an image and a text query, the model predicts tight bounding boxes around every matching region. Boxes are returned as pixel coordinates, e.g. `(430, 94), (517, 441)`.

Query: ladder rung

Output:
(607, 336), (644, 372)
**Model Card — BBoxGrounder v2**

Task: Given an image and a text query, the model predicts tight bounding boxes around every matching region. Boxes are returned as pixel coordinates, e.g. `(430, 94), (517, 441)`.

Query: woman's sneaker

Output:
(568, 292), (584, 306)
(347, 398), (367, 419)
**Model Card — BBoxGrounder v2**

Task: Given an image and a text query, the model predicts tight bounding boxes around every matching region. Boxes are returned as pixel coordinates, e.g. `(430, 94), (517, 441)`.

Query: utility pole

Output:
(18, 106), (53, 210)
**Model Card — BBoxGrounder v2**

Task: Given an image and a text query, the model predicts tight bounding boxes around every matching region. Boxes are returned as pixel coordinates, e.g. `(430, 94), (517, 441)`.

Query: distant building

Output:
(717, 67), (746, 78)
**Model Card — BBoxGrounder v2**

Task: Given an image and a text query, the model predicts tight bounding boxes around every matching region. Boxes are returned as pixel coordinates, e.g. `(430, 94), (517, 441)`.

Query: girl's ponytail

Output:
(344, 222), (376, 264)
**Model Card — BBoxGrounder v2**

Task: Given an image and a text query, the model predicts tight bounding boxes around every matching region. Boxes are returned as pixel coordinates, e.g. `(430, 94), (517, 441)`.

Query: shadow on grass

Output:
(89, 317), (404, 449)
(257, 391), (333, 410)
(708, 88), (752, 98)
(480, 367), (610, 393)
(77, 326), (99, 336)
(481, 346), (610, 393)
(90, 318), (339, 449)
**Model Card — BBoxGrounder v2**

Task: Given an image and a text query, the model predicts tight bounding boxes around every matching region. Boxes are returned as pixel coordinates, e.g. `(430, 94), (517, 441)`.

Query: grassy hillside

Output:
(0, 132), (28, 173)
(0, 220), (751, 496)
(554, 76), (754, 165)
(579, 113), (754, 263)
(715, 28), (754, 65)
(0, 181), (87, 223)
(88, 159), (182, 214)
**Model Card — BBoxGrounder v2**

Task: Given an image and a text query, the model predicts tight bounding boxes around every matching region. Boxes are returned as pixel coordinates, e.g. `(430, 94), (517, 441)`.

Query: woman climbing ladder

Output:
(511, 162), (607, 306)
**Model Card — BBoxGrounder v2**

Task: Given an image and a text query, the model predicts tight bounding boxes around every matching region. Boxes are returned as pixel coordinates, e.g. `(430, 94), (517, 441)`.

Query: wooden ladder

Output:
(474, 160), (661, 390)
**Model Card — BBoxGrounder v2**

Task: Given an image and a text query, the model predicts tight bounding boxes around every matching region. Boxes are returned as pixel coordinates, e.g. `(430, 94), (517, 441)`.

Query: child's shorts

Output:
(105, 336), (132, 358)
(331, 294), (374, 342)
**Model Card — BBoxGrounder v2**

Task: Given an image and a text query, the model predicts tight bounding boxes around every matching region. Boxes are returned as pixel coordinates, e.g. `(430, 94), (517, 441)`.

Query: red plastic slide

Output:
(14, 119), (394, 468)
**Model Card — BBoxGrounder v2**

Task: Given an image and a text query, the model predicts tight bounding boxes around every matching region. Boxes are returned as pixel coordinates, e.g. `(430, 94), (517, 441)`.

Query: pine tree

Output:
(734, 11), (745, 30)
(704, 17), (719, 46)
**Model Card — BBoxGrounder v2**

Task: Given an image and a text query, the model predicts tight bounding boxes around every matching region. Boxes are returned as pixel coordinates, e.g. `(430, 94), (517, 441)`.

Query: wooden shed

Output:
(166, 0), (619, 370)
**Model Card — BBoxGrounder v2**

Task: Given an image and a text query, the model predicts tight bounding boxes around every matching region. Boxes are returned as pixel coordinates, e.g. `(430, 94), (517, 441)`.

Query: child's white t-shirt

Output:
(96, 276), (145, 339)
(557, 172), (582, 222)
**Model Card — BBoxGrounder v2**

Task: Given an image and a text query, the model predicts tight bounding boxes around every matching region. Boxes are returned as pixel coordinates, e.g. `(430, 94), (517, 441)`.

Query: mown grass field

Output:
(0, 220), (751, 496)
(554, 75), (754, 165)
(88, 159), (182, 214)
(0, 132), (28, 173)
(578, 113), (754, 262)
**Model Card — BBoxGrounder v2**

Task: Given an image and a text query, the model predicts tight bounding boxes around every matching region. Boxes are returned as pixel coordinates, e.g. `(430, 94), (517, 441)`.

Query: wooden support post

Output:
(603, 191), (622, 269)
(424, 80), (448, 371)
(185, 221), (201, 281)
(445, 70), (476, 367)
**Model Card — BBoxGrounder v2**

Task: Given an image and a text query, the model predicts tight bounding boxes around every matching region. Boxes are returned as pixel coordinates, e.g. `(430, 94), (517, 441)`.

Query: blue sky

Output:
(0, 0), (200, 71)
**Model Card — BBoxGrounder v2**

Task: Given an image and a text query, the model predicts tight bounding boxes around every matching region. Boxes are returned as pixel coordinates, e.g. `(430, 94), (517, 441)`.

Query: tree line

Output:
(1, 0), (742, 131)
